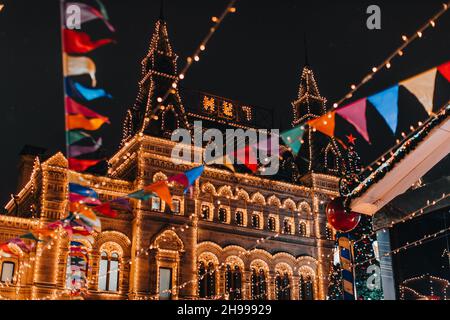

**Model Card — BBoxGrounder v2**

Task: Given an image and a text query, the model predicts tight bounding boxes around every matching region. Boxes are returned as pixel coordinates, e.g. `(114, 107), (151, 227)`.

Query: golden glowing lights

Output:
(332, 3), (448, 108)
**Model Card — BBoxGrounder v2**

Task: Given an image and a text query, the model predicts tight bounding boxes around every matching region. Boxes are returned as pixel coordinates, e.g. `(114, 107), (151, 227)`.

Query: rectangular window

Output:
(151, 197), (161, 212)
(108, 260), (119, 292)
(159, 268), (172, 300)
(172, 199), (181, 214)
(1, 262), (15, 283)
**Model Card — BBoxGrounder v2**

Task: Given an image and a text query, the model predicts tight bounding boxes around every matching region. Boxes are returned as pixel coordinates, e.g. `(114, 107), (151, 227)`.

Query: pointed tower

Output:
(121, 9), (189, 146)
(291, 62), (329, 172)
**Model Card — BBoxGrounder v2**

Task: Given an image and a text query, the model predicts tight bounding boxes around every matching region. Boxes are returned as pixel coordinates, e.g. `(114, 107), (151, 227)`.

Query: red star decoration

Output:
(346, 134), (357, 145)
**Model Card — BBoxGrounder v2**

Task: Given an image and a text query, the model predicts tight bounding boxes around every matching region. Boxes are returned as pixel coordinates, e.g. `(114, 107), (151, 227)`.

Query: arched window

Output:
(235, 211), (244, 226)
(268, 217), (276, 231)
(225, 265), (242, 300)
(0, 261), (15, 283)
(299, 222), (307, 237)
(218, 208), (227, 223)
(251, 214), (260, 229)
(283, 219), (292, 234)
(201, 205), (210, 220)
(171, 199), (181, 214)
(198, 261), (216, 299)
(152, 197), (161, 212)
(275, 272), (291, 300)
(251, 268), (267, 300)
(98, 251), (120, 292)
(300, 275), (314, 300)
(198, 261), (206, 298)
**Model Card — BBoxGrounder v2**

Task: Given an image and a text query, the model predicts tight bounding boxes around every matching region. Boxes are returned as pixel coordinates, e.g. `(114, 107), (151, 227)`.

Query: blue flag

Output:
(65, 78), (112, 101)
(69, 183), (98, 198)
(368, 85), (399, 134)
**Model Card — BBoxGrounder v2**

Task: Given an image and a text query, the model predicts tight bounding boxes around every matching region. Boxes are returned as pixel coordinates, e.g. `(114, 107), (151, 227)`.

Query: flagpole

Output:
(59, 0), (70, 166)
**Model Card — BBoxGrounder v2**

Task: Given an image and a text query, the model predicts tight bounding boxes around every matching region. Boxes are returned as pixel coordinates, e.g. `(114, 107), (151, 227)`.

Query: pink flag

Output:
(69, 138), (102, 157)
(65, 97), (110, 123)
(66, 2), (115, 32)
(336, 98), (370, 143)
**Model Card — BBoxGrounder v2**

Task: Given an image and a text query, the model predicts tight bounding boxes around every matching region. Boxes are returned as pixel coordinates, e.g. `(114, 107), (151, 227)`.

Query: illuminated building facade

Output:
(0, 16), (340, 300)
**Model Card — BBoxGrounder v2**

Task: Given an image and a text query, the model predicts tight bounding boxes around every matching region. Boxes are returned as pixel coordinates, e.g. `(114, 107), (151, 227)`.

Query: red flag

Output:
(71, 228), (91, 236)
(93, 203), (118, 218)
(63, 29), (114, 54)
(168, 173), (189, 188)
(233, 146), (258, 172)
(65, 97), (109, 123)
(69, 158), (102, 172)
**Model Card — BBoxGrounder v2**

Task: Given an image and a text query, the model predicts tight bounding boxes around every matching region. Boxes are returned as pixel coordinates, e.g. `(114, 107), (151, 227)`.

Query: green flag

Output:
(280, 126), (305, 156)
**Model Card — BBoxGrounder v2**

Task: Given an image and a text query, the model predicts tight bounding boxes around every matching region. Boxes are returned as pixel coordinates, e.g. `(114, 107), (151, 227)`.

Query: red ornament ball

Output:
(326, 197), (361, 232)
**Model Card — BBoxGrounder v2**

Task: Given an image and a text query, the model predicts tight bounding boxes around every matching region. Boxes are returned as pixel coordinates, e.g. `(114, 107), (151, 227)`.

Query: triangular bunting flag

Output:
(308, 111), (336, 138)
(437, 61), (450, 82)
(93, 203), (118, 218)
(233, 146), (258, 172)
(65, 97), (109, 123)
(185, 165), (205, 186)
(368, 85), (399, 134)
(222, 154), (236, 173)
(127, 190), (155, 201)
(400, 68), (437, 115)
(336, 98), (370, 143)
(168, 174), (189, 188)
(280, 126), (305, 156)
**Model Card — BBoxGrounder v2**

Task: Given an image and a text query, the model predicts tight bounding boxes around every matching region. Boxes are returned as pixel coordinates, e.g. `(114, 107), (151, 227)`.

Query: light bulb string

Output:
(356, 103), (449, 179)
(351, 193), (449, 245)
(351, 226), (450, 268)
(139, 0), (238, 135)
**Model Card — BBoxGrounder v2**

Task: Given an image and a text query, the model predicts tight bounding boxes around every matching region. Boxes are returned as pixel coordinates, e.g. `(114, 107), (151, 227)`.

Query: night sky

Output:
(1, 0), (449, 207)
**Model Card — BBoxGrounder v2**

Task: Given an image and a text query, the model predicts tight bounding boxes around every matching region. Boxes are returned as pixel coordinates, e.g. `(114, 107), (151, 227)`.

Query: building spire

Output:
(121, 14), (190, 146)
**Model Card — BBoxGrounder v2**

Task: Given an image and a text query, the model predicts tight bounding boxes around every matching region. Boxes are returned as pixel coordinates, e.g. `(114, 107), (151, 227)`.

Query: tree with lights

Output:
(328, 141), (382, 300)
(351, 214), (383, 300)
(327, 262), (344, 300)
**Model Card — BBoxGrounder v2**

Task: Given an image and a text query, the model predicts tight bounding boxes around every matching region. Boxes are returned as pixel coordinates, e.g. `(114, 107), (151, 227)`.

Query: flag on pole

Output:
(63, 29), (113, 54)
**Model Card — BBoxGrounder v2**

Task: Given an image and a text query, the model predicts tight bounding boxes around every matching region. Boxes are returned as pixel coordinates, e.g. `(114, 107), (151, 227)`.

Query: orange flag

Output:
(144, 181), (173, 210)
(67, 113), (108, 131)
(70, 202), (97, 220)
(308, 111), (336, 138)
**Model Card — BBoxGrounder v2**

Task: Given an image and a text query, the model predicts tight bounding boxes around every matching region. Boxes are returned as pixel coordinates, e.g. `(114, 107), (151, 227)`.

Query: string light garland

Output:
(400, 274), (449, 300)
(352, 193), (450, 245)
(352, 225), (450, 268)
(332, 2), (450, 109)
